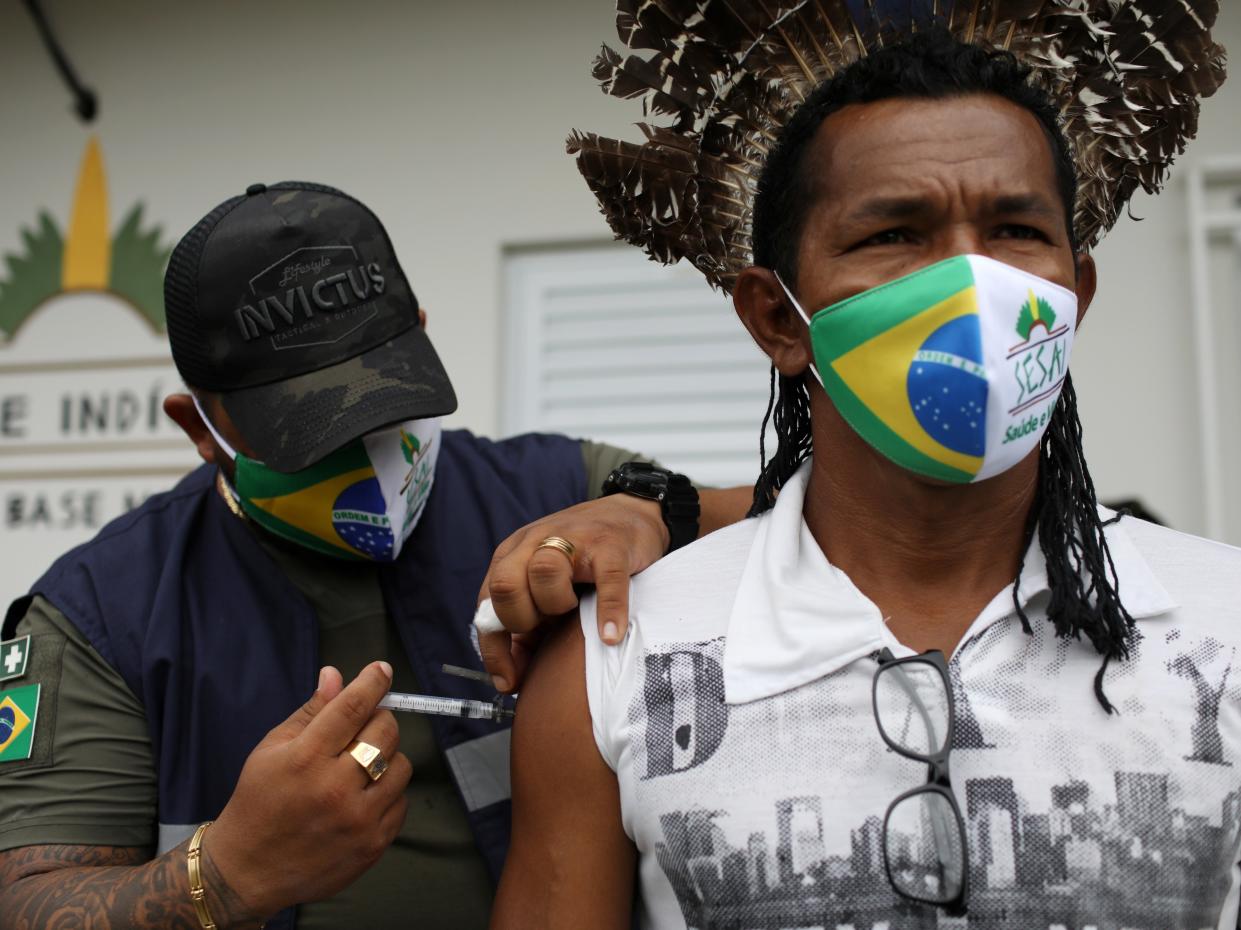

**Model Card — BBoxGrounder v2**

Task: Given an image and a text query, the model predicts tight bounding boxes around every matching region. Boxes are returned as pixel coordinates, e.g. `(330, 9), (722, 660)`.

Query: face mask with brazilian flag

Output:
(194, 396), (441, 561)
(780, 253), (1077, 483)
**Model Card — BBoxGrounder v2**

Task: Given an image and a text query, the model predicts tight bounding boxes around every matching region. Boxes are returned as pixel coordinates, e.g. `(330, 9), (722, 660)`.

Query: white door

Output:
(502, 243), (776, 488)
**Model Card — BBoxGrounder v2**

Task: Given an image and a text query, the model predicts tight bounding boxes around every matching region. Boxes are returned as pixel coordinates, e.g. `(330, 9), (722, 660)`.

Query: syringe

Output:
(378, 691), (514, 722)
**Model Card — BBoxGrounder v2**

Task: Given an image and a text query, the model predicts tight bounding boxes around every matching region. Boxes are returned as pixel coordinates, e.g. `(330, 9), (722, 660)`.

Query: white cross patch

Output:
(0, 636), (30, 682)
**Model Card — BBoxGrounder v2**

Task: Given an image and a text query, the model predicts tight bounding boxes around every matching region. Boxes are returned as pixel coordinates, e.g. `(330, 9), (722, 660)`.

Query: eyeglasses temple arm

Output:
(884, 662), (944, 756)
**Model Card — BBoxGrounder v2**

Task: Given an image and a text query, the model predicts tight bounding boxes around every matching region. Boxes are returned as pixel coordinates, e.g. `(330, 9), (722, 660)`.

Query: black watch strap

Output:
(601, 462), (701, 554)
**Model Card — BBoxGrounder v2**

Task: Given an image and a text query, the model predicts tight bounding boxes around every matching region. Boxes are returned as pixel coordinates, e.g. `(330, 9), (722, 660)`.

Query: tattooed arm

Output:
(0, 842), (258, 929)
(0, 663), (414, 929)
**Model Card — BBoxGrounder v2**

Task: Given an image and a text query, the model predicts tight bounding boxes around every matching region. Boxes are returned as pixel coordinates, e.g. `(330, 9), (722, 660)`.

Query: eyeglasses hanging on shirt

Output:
(872, 647), (970, 915)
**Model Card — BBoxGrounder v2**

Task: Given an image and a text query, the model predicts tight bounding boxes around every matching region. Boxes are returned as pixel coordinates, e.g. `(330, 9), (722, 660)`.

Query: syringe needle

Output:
(441, 663), (494, 685)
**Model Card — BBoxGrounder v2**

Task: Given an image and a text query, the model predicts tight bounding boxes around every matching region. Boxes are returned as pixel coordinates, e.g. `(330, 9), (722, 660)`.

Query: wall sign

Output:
(0, 138), (196, 608)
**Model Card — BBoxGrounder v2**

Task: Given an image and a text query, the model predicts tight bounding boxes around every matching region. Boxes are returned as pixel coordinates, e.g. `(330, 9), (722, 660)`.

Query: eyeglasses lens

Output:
(874, 659), (950, 757)
(886, 790), (966, 903)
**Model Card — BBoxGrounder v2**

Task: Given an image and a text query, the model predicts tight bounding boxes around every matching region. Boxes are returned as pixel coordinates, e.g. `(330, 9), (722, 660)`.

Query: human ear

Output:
(164, 393), (222, 466)
(733, 267), (813, 377)
(1072, 251), (1096, 330)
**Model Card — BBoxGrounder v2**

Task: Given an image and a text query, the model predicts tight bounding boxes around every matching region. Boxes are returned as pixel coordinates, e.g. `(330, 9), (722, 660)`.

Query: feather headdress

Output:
(568, 0), (1227, 292)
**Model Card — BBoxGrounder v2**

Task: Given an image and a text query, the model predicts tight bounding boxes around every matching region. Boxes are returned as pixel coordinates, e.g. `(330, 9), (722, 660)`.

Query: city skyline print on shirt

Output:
(624, 624), (1241, 930)
(652, 767), (1241, 930)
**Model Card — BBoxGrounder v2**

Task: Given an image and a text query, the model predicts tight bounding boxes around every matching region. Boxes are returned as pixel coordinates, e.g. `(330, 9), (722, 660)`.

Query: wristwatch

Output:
(601, 462), (700, 554)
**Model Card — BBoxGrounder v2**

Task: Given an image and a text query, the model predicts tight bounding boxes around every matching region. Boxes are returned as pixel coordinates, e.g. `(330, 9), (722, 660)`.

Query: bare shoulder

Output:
(493, 613), (634, 930)
(517, 611), (590, 732)
(509, 614), (607, 815)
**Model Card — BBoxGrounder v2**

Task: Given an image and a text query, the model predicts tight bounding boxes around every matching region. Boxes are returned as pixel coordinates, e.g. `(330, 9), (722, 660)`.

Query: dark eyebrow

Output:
(990, 193), (1062, 220)
(840, 196), (934, 226)
(837, 191), (1064, 229)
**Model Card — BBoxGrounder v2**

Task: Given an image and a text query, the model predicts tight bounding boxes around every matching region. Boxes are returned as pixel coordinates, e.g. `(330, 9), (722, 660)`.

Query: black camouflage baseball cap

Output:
(165, 181), (457, 472)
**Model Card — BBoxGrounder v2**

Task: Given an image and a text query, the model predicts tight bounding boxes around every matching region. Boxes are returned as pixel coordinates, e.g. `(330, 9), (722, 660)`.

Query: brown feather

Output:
(571, 0), (1228, 290)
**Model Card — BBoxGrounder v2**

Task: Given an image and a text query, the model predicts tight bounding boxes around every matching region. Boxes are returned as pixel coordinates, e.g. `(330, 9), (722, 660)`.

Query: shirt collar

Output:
(1009, 510), (1177, 623)
(721, 462), (1177, 705)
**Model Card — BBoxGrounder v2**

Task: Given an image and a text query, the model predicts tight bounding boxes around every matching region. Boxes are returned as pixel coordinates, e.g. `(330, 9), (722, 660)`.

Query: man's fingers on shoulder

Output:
(487, 563), (541, 633)
(526, 545), (573, 585)
(479, 629), (518, 692)
(486, 569), (524, 606)
(479, 531), (526, 604)
(586, 553), (632, 645)
(526, 547), (580, 617)
(486, 530), (523, 573)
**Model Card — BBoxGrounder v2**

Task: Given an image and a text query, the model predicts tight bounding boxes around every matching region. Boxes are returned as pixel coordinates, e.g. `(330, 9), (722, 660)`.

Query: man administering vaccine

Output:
(0, 181), (748, 928)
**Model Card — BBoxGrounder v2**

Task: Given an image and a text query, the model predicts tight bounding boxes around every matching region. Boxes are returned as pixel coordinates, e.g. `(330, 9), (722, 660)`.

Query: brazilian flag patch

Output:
(0, 683), (40, 762)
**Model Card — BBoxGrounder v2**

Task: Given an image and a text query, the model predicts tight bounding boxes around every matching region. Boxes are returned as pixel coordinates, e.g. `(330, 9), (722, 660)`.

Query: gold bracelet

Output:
(187, 821), (218, 930)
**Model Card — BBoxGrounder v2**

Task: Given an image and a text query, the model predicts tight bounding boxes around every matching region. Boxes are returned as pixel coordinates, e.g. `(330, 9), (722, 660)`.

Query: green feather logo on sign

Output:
(0, 137), (171, 341)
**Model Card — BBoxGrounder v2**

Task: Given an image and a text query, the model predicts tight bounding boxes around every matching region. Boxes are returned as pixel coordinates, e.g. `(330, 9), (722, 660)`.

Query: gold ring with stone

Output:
(535, 535), (576, 567)
(347, 740), (389, 782)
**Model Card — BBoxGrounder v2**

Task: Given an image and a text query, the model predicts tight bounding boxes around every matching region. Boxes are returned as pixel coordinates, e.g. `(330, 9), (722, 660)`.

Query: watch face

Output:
(607, 464), (669, 500)
(603, 463), (699, 553)
(631, 471), (667, 497)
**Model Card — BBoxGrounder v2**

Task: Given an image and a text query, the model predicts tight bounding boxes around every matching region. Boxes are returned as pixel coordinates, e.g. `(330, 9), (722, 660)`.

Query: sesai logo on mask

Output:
(330, 427), (437, 559)
(1001, 289), (1069, 445)
(399, 430), (436, 520)
(322, 421), (440, 561)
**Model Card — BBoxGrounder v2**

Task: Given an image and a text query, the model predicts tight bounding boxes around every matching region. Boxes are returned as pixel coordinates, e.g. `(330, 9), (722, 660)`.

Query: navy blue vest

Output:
(4, 430), (587, 930)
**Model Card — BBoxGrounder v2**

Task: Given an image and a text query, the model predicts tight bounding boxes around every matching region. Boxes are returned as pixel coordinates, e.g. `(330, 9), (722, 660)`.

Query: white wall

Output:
(1080, 0), (1241, 537)
(0, 0), (1237, 599)
(2, 0), (641, 430)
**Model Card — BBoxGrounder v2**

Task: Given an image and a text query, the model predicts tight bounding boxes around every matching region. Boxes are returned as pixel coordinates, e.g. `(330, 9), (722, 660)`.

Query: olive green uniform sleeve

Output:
(0, 596), (156, 852)
(579, 440), (661, 499)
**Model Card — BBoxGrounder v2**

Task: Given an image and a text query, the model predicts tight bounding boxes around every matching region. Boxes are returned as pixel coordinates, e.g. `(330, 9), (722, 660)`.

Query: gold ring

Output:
(535, 535), (576, 567)
(347, 740), (389, 782)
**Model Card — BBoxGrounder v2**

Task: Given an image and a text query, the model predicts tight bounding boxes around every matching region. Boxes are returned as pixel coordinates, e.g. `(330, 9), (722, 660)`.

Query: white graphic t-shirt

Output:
(582, 463), (1241, 930)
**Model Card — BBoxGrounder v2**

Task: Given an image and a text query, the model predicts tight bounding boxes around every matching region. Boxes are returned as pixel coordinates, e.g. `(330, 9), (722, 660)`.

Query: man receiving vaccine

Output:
(496, 24), (1241, 930)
